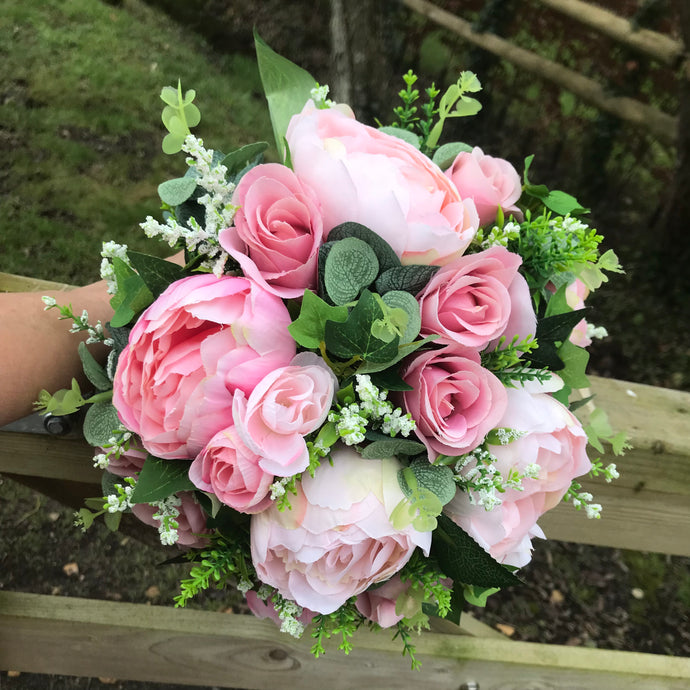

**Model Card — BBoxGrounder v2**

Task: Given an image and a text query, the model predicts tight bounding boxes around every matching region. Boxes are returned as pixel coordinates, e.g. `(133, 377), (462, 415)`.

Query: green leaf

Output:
(381, 291), (421, 344)
(462, 584), (500, 607)
(369, 368), (414, 392)
(162, 131), (186, 155)
(377, 126), (421, 149)
(544, 284), (571, 318)
(130, 455), (195, 504)
(324, 237), (379, 305)
(221, 141), (269, 177)
(327, 222), (401, 274)
(432, 142), (472, 170)
(454, 97), (482, 117)
(109, 273), (154, 328)
(183, 102), (201, 128)
(160, 86), (179, 107)
(158, 176), (197, 206)
(82, 402), (122, 446)
(459, 71), (482, 93)
(108, 257), (138, 310)
(324, 289), (399, 363)
(76, 508), (95, 530)
(541, 190), (588, 216)
(254, 31), (317, 161)
(432, 514), (522, 588)
(357, 334), (438, 374)
(288, 289), (349, 349)
(78, 342), (111, 391)
(103, 511), (122, 532)
(557, 340), (590, 389)
(375, 264), (440, 296)
(361, 438), (426, 459)
(398, 460), (456, 506)
(127, 250), (185, 299)
(537, 308), (587, 344)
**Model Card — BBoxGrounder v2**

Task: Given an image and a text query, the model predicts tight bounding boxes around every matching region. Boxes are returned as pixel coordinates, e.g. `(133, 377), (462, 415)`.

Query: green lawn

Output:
(1, 0), (272, 284)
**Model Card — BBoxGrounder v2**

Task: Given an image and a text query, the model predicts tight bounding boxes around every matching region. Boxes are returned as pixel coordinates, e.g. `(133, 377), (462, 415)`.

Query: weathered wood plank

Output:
(1, 592), (688, 690)
(0, 272), (73, 293)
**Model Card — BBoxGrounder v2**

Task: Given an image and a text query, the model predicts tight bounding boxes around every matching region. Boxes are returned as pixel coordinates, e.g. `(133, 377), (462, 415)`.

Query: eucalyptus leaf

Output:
(398, 460), (456, 506)
(381, 290), (421, 344)
(324, 237), (379, 305)
(432, 142), (473, 170)
(361, 438), (426, 459)
(129, 455), (195, 504)
(327, 222), (401, 274)
(377, 126), (421, 149)
(157, 176), (197, 206)
(82, 402), (122, 446)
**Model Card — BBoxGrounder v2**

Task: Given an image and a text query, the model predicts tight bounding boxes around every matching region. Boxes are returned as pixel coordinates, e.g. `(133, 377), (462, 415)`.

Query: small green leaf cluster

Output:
(175, 534), (254, 608)
(160, 82), (201, 154)
(310, 598), (365, 658)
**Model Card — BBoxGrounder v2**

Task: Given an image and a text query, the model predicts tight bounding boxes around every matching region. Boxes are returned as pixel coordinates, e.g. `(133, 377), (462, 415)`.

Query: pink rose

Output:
(245, 590), (316, 629)
(355, 576), (412, 628)
(445, 147), (522, 227)
(565, 279), (591, 348)
(233, 353), (337, 477)
(286, 102), (478, 266)
(402, 346), (507, 458)
(445, 376), (591, 567)
(189, 426), (273, 514)
(417, 246), (536, 350)
(219, 163), (323, 299)
(131, 491), (211, 549)
(251, 444), (431, 614)
(113, 274), (295, 460)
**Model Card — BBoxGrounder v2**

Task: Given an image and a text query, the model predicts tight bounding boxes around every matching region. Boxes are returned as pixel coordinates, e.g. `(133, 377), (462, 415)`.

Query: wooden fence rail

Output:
(400, 0), (680, 144)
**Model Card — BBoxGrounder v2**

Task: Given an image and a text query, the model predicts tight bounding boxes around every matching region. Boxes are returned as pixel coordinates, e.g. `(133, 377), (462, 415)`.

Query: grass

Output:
(1, 0), (272, 285)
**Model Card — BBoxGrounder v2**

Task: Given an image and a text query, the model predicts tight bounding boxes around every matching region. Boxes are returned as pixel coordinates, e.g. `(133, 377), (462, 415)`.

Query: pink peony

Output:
(250, 444), (431, 614)
(445, 376), (591, 567)
(402, 345), (507, 458)
(417, 246), (536, 350)
(233, 353), (337, 477)
(112, 274), (295, 460)
(286, 102), (478, 266)
(131, 491), (211, 548)
(445, 147), (522, 227)
(189, 426), (273, 514)
(219, 163), (323, 299)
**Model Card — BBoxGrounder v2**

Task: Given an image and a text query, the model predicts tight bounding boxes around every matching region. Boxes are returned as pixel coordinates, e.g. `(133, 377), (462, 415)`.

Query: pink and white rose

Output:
(402, 345), (508, 458)
(445, 147), (522, 227)
(355, 576), (413, 628)
(445, 376), (591, 567)
(286, 102), (478, 266)
(219, 163), (323, 299)
(417, 245), (536, 350)
(112, 274), (295, 460)
(251, 444), (432, 614)
(189, 426), (273, 514)
(131, 491), (211, 549)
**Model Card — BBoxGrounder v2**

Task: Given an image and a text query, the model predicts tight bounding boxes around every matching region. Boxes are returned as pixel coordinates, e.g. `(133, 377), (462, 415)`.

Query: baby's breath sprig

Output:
(562, 480), (602, 519)
(41, 298), (112, 346)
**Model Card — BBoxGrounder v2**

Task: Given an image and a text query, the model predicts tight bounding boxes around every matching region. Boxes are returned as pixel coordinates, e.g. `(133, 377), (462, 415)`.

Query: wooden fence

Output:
(1, 270), (690, 688)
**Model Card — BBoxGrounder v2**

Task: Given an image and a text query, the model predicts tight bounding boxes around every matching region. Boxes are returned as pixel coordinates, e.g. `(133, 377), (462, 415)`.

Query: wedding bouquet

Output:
(38, 36), (627, 666)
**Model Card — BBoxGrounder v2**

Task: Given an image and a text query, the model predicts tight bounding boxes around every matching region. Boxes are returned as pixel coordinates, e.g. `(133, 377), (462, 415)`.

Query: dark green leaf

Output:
(536, 308), (587, 344)
(221, 141), (269, 177)
(369, 368), (414, 392)
(324, 289), (399, 363)
(130, 455), (195, 504)
(432, 514), (522, 588)
(127, 250), (185, 299)
(317, 241), (337, 303)
(78, 341), (111, 391)
(82, 402), (122, 446)
(328, 222), (401, 274)
(109, 273), (153, 328)
(254, 31), (317, 161)
(375, 264), (440, 295)
(356, 334), (438, 374)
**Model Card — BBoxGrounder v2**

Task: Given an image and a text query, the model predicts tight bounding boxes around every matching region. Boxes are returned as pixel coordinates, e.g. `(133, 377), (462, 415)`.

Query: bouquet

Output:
(38, 36), (627, 667)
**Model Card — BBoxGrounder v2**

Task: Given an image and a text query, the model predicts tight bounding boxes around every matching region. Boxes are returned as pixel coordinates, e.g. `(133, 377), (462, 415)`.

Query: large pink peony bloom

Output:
(286, 102), (478, 266)
(402, 345), (507, 458)
(445, 376), (591, 567)
(219, 163), (323, 299)
(113, 274), (295, 460)
(417, 245), (536, 350)
(251, 444), (431, 615)
(189, 426), (273, 514)
(445, 147), (522, 227)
